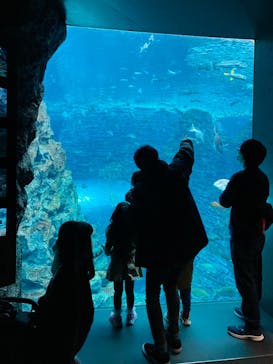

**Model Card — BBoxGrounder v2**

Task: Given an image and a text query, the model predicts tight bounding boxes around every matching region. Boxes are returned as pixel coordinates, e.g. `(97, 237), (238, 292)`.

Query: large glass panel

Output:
(23, 27), (253, 308)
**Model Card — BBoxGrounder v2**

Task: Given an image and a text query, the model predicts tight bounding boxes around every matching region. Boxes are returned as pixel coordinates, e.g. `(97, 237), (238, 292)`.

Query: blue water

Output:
(41, 26), (254, 307)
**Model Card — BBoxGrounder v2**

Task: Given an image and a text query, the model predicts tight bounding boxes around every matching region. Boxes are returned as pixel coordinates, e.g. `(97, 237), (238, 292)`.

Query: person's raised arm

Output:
(169, 138), (194, 181)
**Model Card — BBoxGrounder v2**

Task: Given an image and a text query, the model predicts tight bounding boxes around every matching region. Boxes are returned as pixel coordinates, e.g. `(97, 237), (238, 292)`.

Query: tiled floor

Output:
(78, 301), (273, 364)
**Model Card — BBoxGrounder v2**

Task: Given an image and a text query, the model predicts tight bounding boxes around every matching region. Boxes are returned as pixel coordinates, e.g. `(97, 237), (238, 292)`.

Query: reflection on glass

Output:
(0, 129), (7, 158)
(0, 208), (6, 236)
(0, 168), (6, 200)
(22, 27), (254, 308)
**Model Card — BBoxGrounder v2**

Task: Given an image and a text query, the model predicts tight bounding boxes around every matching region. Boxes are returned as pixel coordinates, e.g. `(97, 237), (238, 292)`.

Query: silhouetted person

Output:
(127, 138), (208, 364)
(219, 139), (269, 342)
(36, 220), (95, 364)
(0, 220), (95, 364)
(104, 201), (142, 328)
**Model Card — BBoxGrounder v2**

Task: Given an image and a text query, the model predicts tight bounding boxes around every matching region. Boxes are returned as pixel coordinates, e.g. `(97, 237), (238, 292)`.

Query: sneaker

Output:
(166, 332), (182, 354)
(142, 343), (170, 364)
(227, 325), (264, 342)
(181, 316), (191, 326)
(126, 309), (137, 326)
(109, 311), (122, 329)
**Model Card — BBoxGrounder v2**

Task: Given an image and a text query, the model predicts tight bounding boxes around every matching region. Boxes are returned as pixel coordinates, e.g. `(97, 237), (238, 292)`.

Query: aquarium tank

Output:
(20, 26), (254, 308)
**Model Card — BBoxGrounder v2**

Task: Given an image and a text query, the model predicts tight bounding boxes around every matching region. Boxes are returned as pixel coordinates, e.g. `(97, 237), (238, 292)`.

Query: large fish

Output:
(224, 68), (247, 81)
(213, 125), (224, 153)
(188, 123), (204, 143)
(213, 178), (230, 191)
(215, 60), (247, 68)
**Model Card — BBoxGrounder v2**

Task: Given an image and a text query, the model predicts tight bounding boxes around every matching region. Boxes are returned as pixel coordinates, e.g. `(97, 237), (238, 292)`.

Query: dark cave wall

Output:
(0, 0), (67, 294)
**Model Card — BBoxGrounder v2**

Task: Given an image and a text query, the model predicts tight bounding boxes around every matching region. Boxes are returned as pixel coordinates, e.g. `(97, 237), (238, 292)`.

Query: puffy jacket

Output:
(128, 139), (208, 268)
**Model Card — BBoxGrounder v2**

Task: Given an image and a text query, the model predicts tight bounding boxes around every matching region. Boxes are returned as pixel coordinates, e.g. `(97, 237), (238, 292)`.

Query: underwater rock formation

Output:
(18, 102), (83, 300)
(0, 0), (66, 296)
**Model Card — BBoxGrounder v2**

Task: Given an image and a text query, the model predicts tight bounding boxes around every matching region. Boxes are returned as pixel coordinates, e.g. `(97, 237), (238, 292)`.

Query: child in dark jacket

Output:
(104, 201), (142, 328)
(219, 139), (269, 342)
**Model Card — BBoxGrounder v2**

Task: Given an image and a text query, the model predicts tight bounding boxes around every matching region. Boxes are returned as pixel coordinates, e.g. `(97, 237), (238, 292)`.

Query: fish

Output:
(210, 201), (224, 209)
(188, 123), (204, 143)
(215, 60), (247, 68)
(167, 69), (178, 75)
(224, 68), (247, 81)
(213, 125), (224, 153)
(213, 178), (230, 191)
(127, 133), (136, 139)
(139, 34), (154, 53)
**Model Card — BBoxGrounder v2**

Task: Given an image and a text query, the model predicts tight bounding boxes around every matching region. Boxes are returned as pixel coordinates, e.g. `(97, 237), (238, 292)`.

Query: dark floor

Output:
(78, 301), (273, 364)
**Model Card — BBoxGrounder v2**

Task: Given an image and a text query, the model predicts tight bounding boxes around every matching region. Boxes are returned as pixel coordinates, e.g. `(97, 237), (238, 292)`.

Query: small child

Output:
(165, 259), (194, 327)
(104, 201), (142, 328)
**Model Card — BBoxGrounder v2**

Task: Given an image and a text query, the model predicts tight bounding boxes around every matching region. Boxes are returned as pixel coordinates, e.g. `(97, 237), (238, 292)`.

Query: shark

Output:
(188, 123), (204, 143)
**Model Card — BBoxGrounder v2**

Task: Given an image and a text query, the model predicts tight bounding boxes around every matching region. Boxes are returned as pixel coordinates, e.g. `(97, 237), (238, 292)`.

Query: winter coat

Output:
(105, 202), (142, 281)
(220, 167), (269, 236)
(219, 167), (269, 256)
(36, 221), (95, 364)
(128, 139), (208, 268)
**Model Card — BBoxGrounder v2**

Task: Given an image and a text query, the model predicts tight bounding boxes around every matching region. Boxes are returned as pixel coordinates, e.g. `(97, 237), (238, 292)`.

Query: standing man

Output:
(127, 138), (208, 364)
(219, 139), (269, 342)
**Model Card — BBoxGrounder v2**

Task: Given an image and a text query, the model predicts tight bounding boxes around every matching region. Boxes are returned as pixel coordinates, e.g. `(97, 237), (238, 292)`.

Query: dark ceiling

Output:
(64, 0), (273, 40)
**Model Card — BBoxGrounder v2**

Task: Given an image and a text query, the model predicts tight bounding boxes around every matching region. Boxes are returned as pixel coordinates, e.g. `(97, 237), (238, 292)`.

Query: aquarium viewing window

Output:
(22, 26), (254, 308)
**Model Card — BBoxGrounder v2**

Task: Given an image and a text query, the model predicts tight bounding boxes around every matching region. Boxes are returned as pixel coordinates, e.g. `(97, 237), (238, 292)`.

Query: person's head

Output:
(238, 139), (267, 168)
(133, 145), (159, 171)
(111, 201), (132, 225)
(52, 221), (94, 276)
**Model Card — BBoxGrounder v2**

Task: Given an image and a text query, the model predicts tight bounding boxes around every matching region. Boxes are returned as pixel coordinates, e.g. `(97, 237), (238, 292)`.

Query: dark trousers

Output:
(231, 234), (265, 330)
(180, 288), (191, 314)
(114, 279), (135, 311)
(145, 266), (181, 351)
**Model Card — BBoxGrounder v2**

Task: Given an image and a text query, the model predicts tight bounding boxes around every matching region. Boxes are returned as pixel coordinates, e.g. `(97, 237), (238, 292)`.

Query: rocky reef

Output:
(18, 101), (83, 299)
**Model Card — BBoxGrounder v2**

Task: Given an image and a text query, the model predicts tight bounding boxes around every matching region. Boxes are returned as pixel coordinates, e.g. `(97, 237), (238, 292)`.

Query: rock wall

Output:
(18, 101), (84, 300)
(0, 0), (67, 295)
